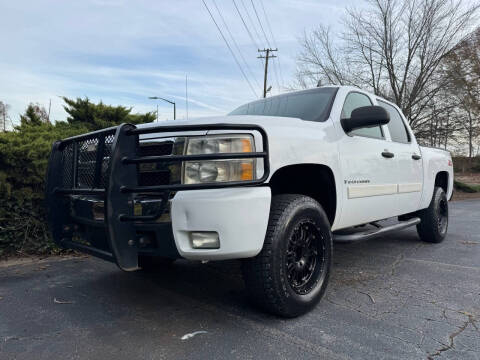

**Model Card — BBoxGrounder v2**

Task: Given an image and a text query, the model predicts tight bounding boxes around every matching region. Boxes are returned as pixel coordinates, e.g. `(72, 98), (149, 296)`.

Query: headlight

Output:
(183, 135), (256, 184)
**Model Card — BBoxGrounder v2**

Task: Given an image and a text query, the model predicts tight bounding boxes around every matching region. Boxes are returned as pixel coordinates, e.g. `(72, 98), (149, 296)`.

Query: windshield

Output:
(228, 87), (338, 122)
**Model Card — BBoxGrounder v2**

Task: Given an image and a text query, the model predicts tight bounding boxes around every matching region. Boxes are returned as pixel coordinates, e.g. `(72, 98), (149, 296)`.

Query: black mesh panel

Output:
(59, 130), (116, 190)
(77, 137), (98, 188)
(61, 143), (74, 188)
(100, 134), (115, 188)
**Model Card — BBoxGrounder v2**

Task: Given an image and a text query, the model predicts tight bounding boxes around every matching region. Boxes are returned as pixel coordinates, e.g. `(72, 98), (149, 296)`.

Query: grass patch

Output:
(471, 184), (480, 192)
(454, 180), (480, 193)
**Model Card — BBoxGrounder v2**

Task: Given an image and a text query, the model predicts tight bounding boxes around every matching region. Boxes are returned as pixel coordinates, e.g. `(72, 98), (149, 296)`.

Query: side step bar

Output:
(333, 217), (420, 243)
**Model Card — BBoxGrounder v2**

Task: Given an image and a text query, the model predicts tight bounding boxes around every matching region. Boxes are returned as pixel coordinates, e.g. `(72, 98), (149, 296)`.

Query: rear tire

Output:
(242, 194), (333, 318)
(417, 186), (448, 243)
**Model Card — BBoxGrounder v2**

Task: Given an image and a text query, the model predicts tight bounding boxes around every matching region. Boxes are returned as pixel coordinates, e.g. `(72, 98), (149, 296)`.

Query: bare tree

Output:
(411, 82), (466, 148)
(442, 28), (480, 157)
(0, 101), (11, 132)
(296, 0), (479, 132)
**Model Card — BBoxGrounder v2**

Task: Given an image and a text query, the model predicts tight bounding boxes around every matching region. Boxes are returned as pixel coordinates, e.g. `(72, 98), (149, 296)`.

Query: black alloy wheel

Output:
(242, 194), (333, 317)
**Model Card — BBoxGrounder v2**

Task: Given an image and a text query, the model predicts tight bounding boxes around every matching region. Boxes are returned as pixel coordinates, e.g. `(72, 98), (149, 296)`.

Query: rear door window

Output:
(378, 100), (411, 143)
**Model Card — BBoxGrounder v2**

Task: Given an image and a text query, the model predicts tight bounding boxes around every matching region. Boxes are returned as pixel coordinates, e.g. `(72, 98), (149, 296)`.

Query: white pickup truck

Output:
(46, 85), (453, 317)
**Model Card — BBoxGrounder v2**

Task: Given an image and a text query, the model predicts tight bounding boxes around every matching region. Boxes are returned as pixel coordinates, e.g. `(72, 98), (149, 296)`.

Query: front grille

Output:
(139, 142), (173, 156)
(138, 170), (171, 186)
(137, 141), (174, 186)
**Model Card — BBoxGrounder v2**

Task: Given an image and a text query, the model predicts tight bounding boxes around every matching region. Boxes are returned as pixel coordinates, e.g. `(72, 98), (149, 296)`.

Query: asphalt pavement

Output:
(1, 200), (479, 359)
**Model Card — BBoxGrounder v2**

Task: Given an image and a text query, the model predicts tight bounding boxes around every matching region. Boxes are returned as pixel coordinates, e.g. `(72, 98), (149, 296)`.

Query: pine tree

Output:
(62, 97), (156, 130)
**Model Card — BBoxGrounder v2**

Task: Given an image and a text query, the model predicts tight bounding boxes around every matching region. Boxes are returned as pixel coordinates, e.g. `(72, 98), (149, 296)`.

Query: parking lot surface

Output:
(1, 200), (479, 359)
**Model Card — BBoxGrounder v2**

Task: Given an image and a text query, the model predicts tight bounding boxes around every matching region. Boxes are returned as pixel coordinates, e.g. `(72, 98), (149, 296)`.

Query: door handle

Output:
(412, 154), (421, 160)
(381, 151), (394, 158)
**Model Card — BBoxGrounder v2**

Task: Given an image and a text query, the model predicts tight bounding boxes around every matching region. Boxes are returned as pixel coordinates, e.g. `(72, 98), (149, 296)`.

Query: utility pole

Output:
(258, 48), (277, 98)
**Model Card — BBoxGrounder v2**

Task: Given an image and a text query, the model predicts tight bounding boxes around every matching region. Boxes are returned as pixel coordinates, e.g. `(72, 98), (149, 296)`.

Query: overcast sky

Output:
(0, 0), (357, 125)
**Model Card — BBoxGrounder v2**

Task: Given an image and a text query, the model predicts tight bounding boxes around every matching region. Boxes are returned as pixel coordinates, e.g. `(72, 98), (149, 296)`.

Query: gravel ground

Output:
(0, 200), (479, 360)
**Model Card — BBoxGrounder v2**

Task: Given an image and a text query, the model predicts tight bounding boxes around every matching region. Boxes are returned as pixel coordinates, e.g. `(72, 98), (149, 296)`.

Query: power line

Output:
(240, 0), (264, 48)
(250, 0), (271, 48)
(239, 0), (274, 84)
(211, 0), (262, 91)
(259, 0), (284, 86)
(232, 0), (261, 50)
(202, 0), (258, 98)
(250, 0), (280, 91)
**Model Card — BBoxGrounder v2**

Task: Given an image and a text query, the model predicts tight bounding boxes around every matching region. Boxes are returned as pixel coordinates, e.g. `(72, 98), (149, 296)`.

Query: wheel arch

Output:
(434, 171), (449, 194)
(268, 163), (337, 225)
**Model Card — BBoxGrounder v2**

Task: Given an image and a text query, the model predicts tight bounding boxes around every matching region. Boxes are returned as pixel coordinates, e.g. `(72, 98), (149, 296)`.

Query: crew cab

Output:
(46, 85), (453, 317)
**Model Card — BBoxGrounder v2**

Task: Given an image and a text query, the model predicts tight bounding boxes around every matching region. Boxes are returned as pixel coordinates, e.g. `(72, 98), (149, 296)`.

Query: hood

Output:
(136, 114), (305, 129)
(136, 115), (308, 140)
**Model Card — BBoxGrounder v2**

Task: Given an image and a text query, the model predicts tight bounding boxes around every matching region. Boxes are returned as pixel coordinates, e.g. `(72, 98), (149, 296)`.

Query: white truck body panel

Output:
(418, 146), (454, 207)
(135, 85), (453, 260)
(171, 187), (271, 260)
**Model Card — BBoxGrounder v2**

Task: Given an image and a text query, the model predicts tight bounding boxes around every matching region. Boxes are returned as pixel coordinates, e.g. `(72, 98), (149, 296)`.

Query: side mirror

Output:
(341, 106), (390, 133)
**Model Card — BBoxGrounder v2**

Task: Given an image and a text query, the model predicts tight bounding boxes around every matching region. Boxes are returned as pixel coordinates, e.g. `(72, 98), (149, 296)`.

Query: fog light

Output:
(190, 232), (220, 249)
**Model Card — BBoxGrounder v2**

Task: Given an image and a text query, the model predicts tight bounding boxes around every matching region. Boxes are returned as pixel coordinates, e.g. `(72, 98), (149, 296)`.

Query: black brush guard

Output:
(46, 123), (270, 271)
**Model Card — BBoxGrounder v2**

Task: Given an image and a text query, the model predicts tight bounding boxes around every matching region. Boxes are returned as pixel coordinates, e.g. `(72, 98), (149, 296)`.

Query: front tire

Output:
(242, 194), (333, 317)
(417, 186), (448, 243)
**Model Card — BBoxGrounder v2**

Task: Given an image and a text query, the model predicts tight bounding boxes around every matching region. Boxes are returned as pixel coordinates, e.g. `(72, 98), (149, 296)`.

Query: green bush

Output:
(0, 98), (155, 258)
(0, 122), (88, 256)
(454, 180), (479, 193)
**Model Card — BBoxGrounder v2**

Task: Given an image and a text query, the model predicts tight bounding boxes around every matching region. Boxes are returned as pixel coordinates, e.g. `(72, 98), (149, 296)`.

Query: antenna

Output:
(186, 74), (189, 120)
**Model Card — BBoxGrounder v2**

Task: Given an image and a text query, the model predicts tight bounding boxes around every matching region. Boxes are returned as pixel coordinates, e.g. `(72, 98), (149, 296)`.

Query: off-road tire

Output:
(242, 194), (333, 317)
(417, 186), (448, 243)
